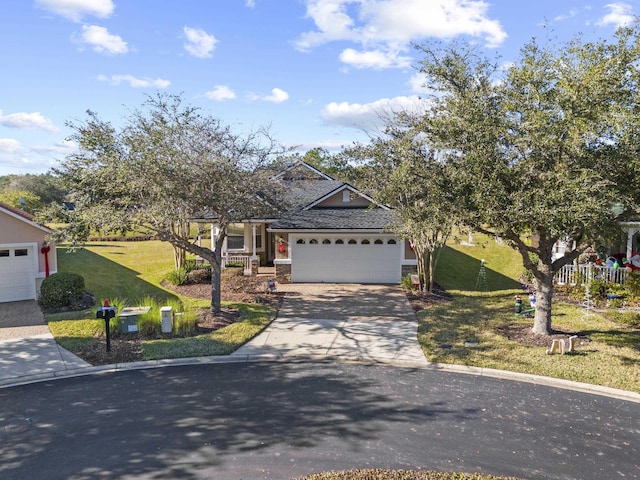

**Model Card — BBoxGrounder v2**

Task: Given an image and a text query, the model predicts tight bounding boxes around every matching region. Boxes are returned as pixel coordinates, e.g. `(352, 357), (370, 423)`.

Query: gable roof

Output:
(272, 161), (335, 181)
(0, 201), (53, 234)
(303, 183), (389, 211)
(269, 208), (394, 231)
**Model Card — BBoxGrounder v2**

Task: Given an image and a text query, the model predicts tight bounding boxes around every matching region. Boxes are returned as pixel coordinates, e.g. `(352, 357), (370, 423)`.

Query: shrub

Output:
(175, 311), (197, 336)
(401, 273), (418, 290)
(137, 297), (161, 336)
(40, 272), (85, 309)
(166, 268), (189, 286)
(187, 267), (211, 284)
(626, 271), (640, 297)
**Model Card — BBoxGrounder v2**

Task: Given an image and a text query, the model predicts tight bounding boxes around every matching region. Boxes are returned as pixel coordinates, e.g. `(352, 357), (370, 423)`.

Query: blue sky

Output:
(0, 0), (637, 176)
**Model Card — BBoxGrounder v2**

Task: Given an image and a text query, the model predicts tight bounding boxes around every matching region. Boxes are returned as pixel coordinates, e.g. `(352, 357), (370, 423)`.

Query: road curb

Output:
(1, 354), (639, 403)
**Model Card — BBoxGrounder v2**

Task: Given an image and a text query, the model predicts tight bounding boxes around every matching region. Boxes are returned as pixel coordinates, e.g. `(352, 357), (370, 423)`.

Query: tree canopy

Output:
(55, 93), (283, 313)
(413, 26), (640, 334)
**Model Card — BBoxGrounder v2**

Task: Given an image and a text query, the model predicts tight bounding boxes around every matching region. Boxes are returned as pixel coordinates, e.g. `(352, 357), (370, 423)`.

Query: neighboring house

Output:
(0, 201), (57, 303)
(194, 162), (417, 284)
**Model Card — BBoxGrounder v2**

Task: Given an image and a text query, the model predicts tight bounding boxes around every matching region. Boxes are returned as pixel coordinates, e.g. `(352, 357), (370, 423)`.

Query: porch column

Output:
(210, 224), (219, 252)
(626, 228), (638, 260)
(251, 224), (258, 260)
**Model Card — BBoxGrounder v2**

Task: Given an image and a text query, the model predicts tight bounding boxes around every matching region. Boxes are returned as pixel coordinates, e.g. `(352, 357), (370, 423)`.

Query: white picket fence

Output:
(555, 264), (630, 286)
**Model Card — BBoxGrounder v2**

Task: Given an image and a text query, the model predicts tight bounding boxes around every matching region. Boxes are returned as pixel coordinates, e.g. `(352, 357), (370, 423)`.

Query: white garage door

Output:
(291, 235), (401, 283)
(0, 246), (37, 302)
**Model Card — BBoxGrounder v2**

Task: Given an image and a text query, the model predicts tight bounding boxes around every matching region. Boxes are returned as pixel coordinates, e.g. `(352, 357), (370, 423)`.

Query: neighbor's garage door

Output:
(0, 246), (36, 302)
(291, 235), (400, 283)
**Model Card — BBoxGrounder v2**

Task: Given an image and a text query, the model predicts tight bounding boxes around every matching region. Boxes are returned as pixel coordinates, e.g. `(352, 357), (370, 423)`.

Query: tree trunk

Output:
(210, 247), (222, 314)
(427, 250), (435, 293)
(531, 271), (554, 335)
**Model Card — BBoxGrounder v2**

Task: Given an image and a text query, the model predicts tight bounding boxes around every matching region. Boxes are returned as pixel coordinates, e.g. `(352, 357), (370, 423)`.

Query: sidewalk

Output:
(0, 300), (92, 386)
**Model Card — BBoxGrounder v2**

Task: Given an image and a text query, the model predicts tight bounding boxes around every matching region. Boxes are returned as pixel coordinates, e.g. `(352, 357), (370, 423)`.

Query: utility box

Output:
(118, 306), (151, 334)
(160, 306), (173, 333)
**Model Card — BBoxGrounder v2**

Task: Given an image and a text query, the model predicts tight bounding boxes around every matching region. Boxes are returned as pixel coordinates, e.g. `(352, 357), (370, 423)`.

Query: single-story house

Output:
(0, 201), (56, 302)
(195, 162), (417, 284)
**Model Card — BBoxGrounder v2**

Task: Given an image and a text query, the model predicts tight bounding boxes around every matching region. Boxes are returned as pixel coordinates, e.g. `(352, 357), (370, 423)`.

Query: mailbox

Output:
(96, 306), (116, 320)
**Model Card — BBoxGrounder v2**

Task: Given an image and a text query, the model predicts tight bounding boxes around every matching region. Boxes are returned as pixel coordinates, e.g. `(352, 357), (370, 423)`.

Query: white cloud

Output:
(321, 95), (428, 132)
(339, 48), (411, 69)
(408, 72), (431, 94)
(245, 0), (256, 7)
(79, 25), (128, 55)
(263, 88), (289, 103)
(0, 110), (59, 132)
(32, 139), (77, 155)
(597, 3), (635, 28)
(205, 85), (237, 101)
(35, 0), (114, 22)
(97, 74), (171, 88)
(295, 0), (507, 69)
(0, 138), (22, 154)
(249, 88), (290, 103)
(183, 27), (218, 58)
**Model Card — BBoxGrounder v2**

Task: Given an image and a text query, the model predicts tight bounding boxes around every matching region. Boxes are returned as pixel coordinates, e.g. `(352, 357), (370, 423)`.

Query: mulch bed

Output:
(404, 284), (453, 312)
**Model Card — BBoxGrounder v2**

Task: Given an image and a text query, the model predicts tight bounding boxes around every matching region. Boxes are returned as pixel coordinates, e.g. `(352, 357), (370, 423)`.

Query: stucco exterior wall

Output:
(0, 212), (57, 277)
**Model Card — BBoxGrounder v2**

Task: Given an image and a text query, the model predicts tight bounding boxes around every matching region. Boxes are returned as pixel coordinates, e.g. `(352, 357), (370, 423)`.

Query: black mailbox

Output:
(96, 306), (116, 320)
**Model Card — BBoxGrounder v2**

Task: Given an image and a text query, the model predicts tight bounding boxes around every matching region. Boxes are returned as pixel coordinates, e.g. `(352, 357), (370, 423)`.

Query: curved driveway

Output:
(231, 284), (427, 364)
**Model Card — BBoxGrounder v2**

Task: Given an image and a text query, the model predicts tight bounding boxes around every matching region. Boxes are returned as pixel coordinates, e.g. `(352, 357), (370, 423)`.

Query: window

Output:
(309, 238), (318, 244)
(348, 239), (357, 245)
(361, 239), (370, 245)
(374, 239), (383, 245)
(296, 239), (306, 244)
(322, 239), (331, 244)
(335, 239), (344, 244)
(227, 224), (245, 250)
(15, 249), (28, 257)
(342, 190), (351, 203)
(0, 250), (9, 257)
(387, 239), (396, 244)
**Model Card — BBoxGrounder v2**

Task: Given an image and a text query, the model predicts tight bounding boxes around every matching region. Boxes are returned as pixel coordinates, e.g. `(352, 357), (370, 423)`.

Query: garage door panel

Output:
(0, 246), (36, 302)
(292, 241), (400, 283)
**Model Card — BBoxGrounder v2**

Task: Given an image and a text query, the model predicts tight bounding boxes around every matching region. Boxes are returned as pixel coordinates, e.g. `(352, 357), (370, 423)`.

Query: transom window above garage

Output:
(0, 250), (9, 257)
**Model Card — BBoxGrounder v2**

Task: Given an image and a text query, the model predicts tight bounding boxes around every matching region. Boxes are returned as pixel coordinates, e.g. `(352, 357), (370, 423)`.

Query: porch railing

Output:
(222, 255), (252, 275)
(555, 264), (630, 286)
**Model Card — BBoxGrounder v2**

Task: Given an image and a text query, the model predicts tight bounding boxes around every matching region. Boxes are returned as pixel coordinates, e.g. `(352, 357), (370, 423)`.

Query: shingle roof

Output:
(270, 208), (394, 230)
(283, 180), (345, 209)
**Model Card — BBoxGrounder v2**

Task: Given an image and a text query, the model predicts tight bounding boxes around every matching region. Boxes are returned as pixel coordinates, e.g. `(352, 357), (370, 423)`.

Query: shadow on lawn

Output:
(435, 246), (522, 292)
(56, 245), (180, 305)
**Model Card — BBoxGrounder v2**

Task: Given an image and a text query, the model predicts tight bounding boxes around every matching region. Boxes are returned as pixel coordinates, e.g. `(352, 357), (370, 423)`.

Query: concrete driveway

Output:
(231, 284), (428, 365)
(0, 300), (90, 385)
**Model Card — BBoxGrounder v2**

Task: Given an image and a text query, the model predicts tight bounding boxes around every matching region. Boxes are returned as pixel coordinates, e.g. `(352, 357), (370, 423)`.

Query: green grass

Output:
(56, 241), (179, 304)
(426, 233), (640, 393)
(48, 241), (276, 362)
(141, 302), (274, 360)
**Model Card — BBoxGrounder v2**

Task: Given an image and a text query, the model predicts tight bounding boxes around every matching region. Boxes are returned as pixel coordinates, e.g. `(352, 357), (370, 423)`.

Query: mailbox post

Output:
(96, 302), (117, 352)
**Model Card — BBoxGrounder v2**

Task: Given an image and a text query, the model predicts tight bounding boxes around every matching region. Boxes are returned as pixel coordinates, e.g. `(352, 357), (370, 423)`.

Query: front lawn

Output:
(47, 241), (277, 364)
(422, 235), (640, 393)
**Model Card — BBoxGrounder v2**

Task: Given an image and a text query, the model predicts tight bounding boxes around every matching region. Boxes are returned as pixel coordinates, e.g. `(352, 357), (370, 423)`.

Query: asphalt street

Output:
(0, 362), (638, 480)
